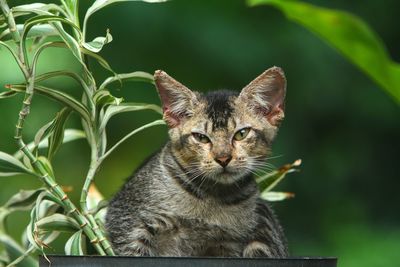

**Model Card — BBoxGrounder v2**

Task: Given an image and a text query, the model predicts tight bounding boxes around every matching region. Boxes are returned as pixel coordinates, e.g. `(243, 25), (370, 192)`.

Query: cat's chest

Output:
(168, 194), (257, 234)
(156, 165), (258, 234)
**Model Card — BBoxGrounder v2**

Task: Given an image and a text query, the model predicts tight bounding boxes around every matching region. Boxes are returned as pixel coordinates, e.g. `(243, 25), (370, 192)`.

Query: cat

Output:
(105, 66), (288, 257)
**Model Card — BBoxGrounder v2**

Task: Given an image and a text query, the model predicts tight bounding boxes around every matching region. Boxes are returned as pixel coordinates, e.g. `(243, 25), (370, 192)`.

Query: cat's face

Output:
(155, 67), (286, 184)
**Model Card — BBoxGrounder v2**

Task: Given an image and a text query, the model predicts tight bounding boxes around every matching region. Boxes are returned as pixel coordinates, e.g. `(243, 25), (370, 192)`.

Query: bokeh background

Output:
(1, 0), (399, 266)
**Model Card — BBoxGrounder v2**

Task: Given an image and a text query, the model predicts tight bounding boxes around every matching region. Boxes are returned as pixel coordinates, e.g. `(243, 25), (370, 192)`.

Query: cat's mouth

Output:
(219, 167), (233, 175)
(213, 167), (245, 181)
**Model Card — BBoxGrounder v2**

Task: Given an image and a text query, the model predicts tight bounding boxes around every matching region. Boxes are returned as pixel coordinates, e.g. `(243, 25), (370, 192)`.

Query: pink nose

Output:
(215, 156), (232, 167)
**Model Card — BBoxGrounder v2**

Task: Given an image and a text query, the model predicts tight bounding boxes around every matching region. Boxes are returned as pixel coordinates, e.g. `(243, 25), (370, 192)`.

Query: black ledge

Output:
(39, 255), (337, 267)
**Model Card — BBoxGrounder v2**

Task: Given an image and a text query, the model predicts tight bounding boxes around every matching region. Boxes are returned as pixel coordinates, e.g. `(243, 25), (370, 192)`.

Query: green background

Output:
(1, 0), (399, 266)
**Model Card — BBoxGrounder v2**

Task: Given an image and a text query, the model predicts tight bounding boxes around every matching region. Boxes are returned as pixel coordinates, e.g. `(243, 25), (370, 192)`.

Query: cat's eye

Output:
(192, 133), (211, 144)
(233, 128), (251, 141)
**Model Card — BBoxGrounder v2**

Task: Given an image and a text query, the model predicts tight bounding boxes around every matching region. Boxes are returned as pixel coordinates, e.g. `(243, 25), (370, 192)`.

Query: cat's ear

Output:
(239, 66), (286, 126)
(154, 70), (199, 128)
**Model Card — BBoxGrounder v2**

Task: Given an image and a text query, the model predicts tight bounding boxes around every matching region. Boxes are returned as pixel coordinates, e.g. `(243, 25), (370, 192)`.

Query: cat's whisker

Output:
(243, 167), (260, 177)
(265, 154), (284, 160)
(249, 164), (275, 173)
(181, 168), (207, 185)
(197, 174), (209, 192)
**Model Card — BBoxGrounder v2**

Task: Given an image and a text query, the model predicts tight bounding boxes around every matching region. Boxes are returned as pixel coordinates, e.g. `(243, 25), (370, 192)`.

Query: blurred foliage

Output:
(249, 0), (400, 103)
(0, 0), (399, 267)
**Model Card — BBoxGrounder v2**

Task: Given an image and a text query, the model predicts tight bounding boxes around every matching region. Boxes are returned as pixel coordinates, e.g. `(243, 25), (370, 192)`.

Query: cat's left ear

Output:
(154, 70), (199, 128)
(238, 66), (286, 126)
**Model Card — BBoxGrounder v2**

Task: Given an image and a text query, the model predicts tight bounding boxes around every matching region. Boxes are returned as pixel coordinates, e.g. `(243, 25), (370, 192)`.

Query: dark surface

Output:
(39, 255), (337, 267)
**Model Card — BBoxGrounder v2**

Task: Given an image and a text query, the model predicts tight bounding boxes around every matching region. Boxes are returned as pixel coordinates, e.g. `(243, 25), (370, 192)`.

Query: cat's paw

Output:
(120, 239), (153, 257)
(144, 213), (178, 234)
(114, 228), (155, 256)
(242, 241), (273, 258)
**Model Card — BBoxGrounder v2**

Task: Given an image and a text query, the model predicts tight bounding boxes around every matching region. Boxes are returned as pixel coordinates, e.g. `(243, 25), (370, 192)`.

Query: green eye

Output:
(192, 133), (211, 144)
(233, 128), (251, 141)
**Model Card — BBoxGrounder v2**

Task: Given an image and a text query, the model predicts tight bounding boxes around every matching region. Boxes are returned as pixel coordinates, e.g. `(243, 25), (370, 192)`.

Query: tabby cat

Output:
(105, 66), (288, 257)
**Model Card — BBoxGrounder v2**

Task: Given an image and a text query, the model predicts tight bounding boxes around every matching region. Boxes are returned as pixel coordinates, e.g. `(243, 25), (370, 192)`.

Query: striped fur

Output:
(105, 67), (288, 257)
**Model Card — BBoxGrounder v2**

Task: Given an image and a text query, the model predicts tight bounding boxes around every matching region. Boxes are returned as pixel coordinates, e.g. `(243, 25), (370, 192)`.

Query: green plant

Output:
(0, 0), (298, 265)
(0, 0), (166, 264)
(247, 0), (400, 104)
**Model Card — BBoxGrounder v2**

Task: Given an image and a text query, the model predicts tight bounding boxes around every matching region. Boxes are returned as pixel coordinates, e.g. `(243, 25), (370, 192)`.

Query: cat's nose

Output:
(215, 156), (232, 168)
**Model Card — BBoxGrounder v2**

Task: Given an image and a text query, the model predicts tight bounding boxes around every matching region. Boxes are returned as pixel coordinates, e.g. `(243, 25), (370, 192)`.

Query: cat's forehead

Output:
(200, 90), (239, 131)
(182, 89), (263, 134)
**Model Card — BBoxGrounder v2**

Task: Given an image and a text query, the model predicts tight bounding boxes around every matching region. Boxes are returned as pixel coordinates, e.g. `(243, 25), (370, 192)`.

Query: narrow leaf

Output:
(36, 200), (60, 222)
(26, 208), (39, 250)
(0, 90), (17, 99)
(36, 214), (80, 232)
(248, 0), (400, 103)
(0, 24), (58, 41)
(25, 197), (61, 251)
(22, 15), (81, 40)
(12, 3), (65, 15)
(93, 90), (123, 106)
(5, 243), (36, 267)
(35, 191), (63, 222)
(0, 41), (27, 77)
(0, 151), (34, 177)
(0, 234), (36, 267)
(99, 71), (154, 90)
(9, 85), (91, 124)
(60, 0), (79, 23)
(65, 230), (85, 255)
(84, 0), (167, 36)
(63, 129), (86, 142)
(21, 15), (83, 65)
(52, 22), (82, 62)
(11, 3), (81, 65)
(81, 47), (114, 74)
(82, 29), (113, 53)
(100, 103), (163, 132)
(14, 129), (86, 160)
(260, 191), (295, 201)
(101, 119), (165, 160)
(30, 42), (72, 76)
(47, 108), (72, 160)
(4, 188), (45, 211)
(35, 70), (93, 99)
(256, 159), (301, 193)
(34, 120), (56, 154)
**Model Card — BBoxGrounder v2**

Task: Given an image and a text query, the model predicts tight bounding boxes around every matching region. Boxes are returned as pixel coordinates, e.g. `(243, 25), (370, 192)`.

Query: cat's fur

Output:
(105, 67), (288, 257)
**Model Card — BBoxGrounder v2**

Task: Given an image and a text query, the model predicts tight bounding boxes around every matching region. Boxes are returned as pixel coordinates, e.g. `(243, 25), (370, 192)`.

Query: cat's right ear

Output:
(154, 70), (198, 128)
(238, 67), (286, 127)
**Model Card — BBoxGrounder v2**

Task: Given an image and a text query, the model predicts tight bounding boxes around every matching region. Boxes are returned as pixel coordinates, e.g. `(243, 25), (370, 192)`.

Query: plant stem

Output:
(15, 77), (105, 255)
(100, 119), (165, 162)
(1, 1), (106, 254)
(79, 52), (115, 256)
(12, 74), (106, 255)
(0, 0), (20, 42)
(80, 156), (115, 256)
(16, 139), (106, 256)
(0, 0), (27, 70)
(2, 0), (115, 256)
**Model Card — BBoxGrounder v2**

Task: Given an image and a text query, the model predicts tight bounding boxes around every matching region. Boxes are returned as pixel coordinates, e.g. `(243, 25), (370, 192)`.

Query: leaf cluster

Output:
(0, 0), (166, 264)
